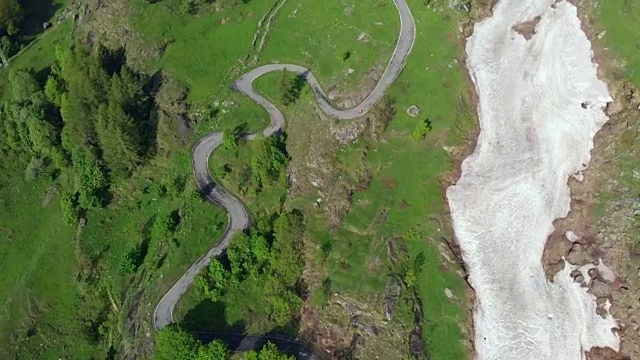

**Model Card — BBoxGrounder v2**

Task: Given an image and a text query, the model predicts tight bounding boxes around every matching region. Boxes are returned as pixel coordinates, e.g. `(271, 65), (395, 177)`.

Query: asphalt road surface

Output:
(154, 0), (415, 355)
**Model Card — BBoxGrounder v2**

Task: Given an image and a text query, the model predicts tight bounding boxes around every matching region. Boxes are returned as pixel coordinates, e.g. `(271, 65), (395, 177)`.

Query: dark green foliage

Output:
(57, 46), (153, 178)
(60, 191), (79, 226)
(153, 211), (179, 238)
(0, 0), (22, 34)
(222, 126), (240, 150)
(244, 342), (295, 360)
(154, 325), (199, 360)
(96, 70), (147, 177)
(250, 135), (288, 194)
(73, 151), (109, 209)
(195, 339), (229, 360)
(341, 50), (351, 62)
(277, 70), (304, 106)
(155, 325), (230, 360)
(3, 69), (61, 154)
(59, 46), (110, 153)
(198, 211), (305, 327)
(24, 156), (44, 179)
(119, 241), (147, 275)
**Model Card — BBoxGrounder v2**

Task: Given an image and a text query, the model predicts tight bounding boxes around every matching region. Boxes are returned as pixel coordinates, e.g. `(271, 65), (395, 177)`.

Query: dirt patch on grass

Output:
(42, 184), (60, 207)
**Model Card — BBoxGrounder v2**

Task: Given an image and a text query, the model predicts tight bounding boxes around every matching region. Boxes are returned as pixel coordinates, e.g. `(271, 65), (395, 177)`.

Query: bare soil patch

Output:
(512, 16), (541, 40)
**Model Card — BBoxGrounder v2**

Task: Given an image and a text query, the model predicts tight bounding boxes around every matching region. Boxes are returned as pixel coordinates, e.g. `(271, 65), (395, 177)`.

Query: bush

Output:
(411, 118), (432, 141)
(50, 146), (71, 169)
(25, 157), (45, 180)
(153, 211), (179, 238)
(60, 191), (79, 226)
(222, 126), (240, 150)
(278, 70), (304, 106)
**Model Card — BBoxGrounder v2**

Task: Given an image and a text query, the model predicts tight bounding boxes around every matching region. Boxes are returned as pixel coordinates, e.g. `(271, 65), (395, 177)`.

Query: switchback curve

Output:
(153, 0), (416, 351)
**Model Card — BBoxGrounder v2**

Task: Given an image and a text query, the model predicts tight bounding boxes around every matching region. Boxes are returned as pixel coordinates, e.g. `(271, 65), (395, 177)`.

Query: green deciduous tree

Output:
(250, 135), (288, 194)
(277, 70), (303, 106)
(195, 340), (229, 360)
(74, 151), (109, 208)
(222, 126), (240, 150)
(244, 342), (294, 360)
(153, 211), (179, 239)
(44, 73), (65, 108)
(154, 325), (199, 360)
(154, 325), (230, 360)
(4, 69), (61, 154)
(411, 118), (432, 141)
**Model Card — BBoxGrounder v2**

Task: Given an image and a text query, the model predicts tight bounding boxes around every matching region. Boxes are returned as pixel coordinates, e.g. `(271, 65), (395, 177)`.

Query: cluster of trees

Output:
(155, 325), (293, 360)
(0, 0), (23, 56)
(0, 44), (156, 223)
(195, 210), (305, 327)
(250, 135), (288, 194)
(218, 133), (288, 196)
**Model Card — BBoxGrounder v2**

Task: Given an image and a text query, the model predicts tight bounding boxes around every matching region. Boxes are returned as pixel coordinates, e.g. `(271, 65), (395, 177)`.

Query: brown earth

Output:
(512, 16), (541, 40)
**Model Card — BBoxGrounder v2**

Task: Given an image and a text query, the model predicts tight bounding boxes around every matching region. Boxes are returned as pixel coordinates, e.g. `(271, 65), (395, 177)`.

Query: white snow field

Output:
(446, 0), (620, 359)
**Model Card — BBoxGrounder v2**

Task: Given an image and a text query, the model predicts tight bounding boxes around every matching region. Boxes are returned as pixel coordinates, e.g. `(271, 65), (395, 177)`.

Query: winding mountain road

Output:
(154, 0), (416, 341)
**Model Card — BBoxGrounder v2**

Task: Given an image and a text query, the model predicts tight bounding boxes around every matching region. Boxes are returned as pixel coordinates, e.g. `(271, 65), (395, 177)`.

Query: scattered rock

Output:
(406, 105), (420, 117)
(79, 218), (87, 227)
(590, 279), (611, 298)
(330, 121), (364, 144)
(374, 22), (384, 26)
(383, 278), (402, 320)
(445, 288), (453, 299)
(349, 333), (362, 349)
(409, 326), (427, 358)
(365, 325), (379, 336)
(357, 32), (370, 43)
(567, 243), (592, 265)
(220, 17), (229, 25)
(566, 230), (580, 242)
(343, 98), (356, 108)
(588, 267), (601, 280)
(346, 68), (355, 75)
(596, 30), (607, 40)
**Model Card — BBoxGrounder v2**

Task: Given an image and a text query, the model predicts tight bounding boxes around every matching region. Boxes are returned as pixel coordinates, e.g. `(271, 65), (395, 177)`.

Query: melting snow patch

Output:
(446, 0), (620, 359)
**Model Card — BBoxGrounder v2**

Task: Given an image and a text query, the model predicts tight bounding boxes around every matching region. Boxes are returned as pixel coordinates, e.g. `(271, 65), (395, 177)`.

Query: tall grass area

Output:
(596, 0), (640, 88)
(0, 158), (95, 359)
